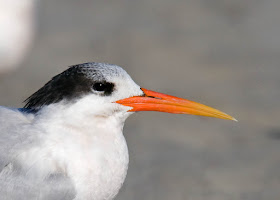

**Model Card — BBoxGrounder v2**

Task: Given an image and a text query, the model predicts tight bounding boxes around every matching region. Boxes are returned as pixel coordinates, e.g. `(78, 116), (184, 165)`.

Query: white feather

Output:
(0, 64), (143, 200)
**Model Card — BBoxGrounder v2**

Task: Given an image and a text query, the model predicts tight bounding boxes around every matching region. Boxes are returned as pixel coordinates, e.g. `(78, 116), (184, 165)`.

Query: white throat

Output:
(18, 100), (133, 200)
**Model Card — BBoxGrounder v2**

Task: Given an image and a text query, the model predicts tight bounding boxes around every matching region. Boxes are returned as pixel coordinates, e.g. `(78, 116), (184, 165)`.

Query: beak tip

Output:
(232, 117), (238, 122)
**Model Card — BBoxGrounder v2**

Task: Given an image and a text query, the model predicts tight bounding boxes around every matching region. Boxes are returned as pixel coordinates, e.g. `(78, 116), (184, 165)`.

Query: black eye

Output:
(93, 82), (106, 91)
(92, 82), (114, 95)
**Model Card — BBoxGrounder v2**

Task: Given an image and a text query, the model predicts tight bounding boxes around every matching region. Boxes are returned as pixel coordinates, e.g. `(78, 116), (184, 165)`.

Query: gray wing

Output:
(0, 106), (75, 200)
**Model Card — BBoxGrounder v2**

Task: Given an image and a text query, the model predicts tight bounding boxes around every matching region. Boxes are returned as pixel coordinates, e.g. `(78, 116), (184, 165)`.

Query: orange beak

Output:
(116, 88), (236, 121)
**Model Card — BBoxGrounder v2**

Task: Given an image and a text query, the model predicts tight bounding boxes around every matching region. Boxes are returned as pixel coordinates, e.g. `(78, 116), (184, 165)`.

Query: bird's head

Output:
(24, 62), (235, 121)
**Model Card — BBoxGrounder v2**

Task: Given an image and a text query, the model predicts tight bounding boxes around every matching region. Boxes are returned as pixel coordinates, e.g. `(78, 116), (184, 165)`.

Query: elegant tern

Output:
(0, 62), (235, 200)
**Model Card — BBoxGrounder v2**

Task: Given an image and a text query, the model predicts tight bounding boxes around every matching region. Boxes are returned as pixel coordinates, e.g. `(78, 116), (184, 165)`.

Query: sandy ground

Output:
(0, 1), (280, 199)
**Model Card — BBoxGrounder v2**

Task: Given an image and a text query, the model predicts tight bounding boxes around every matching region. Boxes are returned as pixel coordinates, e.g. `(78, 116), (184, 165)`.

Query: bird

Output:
(0, 62), (235, 200)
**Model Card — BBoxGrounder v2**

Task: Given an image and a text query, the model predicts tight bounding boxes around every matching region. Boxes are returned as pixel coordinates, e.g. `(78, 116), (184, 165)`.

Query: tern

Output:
(0, 62), (235, 200)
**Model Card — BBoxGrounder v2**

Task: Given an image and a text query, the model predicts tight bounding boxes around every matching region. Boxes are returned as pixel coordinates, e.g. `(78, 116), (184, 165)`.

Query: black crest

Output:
(24, 63), (113, 111)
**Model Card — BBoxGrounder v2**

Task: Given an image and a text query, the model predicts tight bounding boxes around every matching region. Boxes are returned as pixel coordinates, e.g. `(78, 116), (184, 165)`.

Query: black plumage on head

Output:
(24, 63), (116, 111)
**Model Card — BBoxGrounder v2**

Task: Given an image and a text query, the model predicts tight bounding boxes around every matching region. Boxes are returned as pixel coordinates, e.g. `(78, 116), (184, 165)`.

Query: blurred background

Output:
(0, 0), (280, 199)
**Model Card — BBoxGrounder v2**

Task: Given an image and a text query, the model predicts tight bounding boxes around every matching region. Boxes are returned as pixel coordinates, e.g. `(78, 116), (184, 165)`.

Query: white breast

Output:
(0, 82), (137, 199)
(63, 127), (129, 200)
(10, 105), (131, 200)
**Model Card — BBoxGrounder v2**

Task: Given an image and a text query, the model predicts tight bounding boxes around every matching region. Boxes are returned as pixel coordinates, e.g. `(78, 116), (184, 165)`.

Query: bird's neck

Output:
(36, 101), (131, 133)
(28, 103), (131, 199)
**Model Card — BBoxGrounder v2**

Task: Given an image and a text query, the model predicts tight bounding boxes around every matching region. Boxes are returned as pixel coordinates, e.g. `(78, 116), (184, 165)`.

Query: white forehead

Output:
(102, 64), (143, 100)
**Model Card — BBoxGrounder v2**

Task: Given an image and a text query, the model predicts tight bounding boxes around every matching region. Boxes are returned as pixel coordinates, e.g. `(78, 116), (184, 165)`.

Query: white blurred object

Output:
(0, 0), (36, 74)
